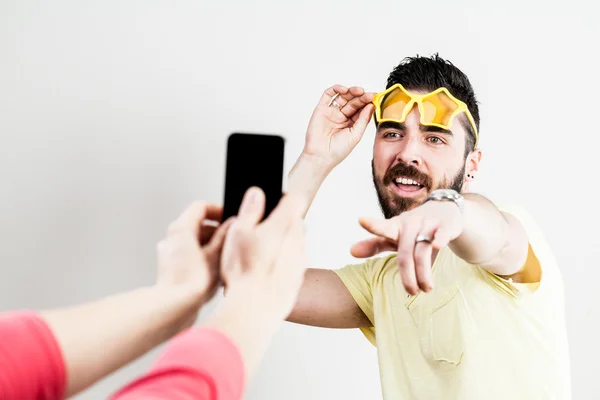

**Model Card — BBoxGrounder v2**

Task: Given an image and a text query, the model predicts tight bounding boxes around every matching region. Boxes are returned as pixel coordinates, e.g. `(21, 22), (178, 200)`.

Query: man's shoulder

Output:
(495, 202), (531, 217)
(336, 253), (398, 282)
(486, 201), (563, 291)
(493, 201), (541, 224)
(494, 202), (549, 246)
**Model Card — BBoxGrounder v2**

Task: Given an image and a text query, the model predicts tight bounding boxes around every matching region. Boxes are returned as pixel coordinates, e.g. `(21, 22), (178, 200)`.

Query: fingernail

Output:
(224, 217), (237, 229)
(241, 187), (259, 210)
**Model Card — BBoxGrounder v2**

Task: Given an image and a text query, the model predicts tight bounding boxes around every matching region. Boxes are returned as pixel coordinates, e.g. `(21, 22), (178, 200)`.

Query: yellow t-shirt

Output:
(334, 204), (571, 400)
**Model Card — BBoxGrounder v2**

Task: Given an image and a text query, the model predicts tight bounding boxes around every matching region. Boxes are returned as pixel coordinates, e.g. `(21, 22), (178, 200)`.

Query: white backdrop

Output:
(0, 1), (598, 399)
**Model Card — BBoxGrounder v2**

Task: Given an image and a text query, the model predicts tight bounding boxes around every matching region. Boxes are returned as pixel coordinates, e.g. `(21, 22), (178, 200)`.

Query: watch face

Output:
(426, 189), (464, 213)
(432, 189), (460, 199)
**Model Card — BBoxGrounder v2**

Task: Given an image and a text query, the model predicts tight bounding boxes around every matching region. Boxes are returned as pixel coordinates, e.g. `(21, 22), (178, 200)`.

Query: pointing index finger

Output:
(358, 216), (400, 242)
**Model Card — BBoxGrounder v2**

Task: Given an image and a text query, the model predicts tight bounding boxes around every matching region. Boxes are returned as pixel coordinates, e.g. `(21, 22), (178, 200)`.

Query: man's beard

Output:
(372, 160), (465, 219)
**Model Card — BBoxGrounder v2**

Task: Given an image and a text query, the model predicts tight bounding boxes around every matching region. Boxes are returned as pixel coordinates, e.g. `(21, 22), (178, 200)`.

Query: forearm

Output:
(450, 193), (524, 274)
(41, 285), (203, 398)
(287, 153), (333, 217)
(202, 286), (283, 383)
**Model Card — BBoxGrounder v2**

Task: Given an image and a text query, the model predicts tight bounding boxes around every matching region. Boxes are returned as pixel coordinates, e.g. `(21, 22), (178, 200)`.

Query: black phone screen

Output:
(222, 132), (285, 221)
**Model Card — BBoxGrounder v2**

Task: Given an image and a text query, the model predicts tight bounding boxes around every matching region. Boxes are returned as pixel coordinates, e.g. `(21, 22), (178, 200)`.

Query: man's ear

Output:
(465, 149), (482, 182)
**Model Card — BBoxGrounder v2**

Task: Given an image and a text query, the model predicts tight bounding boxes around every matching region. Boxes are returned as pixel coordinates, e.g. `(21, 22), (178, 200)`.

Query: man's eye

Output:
(384, 131), (402, 139)
(427, 136), (444, 144)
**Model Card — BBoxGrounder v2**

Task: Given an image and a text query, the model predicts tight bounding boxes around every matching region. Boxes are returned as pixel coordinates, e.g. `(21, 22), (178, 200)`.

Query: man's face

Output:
(372, 97), (471, 219)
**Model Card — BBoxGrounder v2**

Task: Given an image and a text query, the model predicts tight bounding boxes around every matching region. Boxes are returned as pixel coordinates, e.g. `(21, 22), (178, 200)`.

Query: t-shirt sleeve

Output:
(333, 259), (377, 345)
(0, 311), (67, 400)
(110, 327), (245, 400)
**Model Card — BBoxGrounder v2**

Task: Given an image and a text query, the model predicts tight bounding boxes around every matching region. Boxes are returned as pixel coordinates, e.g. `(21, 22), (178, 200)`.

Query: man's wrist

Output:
(423, 189), (464, 214)
(296, 151), (335, 176)
(286, 152), (334, 216)
(421, 198), (462, 218)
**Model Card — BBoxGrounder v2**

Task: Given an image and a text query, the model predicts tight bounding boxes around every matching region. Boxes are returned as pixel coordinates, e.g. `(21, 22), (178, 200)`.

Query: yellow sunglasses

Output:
(372, 83), (479, 147)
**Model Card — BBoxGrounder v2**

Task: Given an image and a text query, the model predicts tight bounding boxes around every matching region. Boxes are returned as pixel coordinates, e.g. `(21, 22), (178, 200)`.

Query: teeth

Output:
(395, 177), (421, 186)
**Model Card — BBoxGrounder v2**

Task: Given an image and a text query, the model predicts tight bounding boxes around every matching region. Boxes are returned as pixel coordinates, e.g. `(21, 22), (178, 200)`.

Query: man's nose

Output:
(395, 136), (422, 167)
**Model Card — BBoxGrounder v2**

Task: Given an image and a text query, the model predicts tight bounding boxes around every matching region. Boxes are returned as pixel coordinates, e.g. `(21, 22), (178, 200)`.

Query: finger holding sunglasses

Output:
(319, 84), (350, 107)
(303, 85), (375, 170)
(336, 87), (375, 119)
(324, 86), (375, 123)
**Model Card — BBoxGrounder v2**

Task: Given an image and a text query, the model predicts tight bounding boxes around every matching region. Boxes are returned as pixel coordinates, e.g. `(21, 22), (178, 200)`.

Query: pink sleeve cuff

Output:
(112, 327), (245, 400)
(0, 311), (67, 400)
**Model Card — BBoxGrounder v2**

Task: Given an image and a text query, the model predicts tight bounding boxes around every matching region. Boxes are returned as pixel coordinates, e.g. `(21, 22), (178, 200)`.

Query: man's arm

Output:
(286, 156), (370, 329)
(287, 269), (371, 328)
(284, 85), (376, 329)
(287, 153), (333, 218)
(449, 193), (531, 277)
(354, 193), (538, 295)
(287, 85), (374, 218)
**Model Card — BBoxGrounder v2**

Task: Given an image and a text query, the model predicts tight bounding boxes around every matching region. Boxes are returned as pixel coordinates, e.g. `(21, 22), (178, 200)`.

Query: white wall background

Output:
(0, 1), (597, 398)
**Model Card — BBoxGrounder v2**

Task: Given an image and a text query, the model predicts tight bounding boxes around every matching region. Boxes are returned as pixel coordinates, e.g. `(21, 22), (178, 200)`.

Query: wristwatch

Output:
(423, 189), (465, 214)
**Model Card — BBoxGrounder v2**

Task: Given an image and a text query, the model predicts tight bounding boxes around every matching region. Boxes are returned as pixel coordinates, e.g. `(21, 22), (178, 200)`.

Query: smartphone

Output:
(222, 132), (285, 221)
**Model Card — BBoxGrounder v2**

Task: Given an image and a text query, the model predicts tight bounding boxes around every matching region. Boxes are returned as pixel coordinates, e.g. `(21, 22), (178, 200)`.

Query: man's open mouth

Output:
(393, 176), (425, 194)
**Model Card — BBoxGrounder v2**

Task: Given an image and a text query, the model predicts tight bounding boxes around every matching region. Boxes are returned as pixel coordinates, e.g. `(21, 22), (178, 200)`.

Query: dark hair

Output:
(385, 54), (480, 155)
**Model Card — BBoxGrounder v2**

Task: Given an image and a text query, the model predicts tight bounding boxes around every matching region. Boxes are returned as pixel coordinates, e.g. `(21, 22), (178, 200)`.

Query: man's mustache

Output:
(383, 162), (432, 189)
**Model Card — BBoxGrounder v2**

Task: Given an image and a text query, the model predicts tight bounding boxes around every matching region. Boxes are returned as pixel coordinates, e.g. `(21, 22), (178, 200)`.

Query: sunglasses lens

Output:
(421, 91), (459, 127)
(380, 87), (412, 120)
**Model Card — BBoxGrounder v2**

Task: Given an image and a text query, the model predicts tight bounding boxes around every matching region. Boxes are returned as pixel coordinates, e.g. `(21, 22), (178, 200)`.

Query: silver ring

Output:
(328, 93), (342, 109)
(415, 234), (432, 243)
